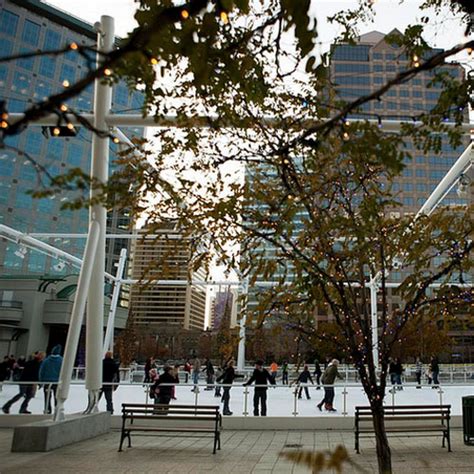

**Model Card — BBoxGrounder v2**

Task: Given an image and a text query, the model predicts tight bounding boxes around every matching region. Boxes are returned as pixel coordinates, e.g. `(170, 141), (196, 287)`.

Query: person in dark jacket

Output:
(430, 355), (440, 388)
(297, 365), (314, 400)
(203, 358), (215, 390)
(317, 359), (343, 412)
(313, 360), (322, 389)
(152, 365), (178, 412)
(392, 358), (404, 391)
(243, 360), (275, 416)
(216, 359), (236, 415)
(99, 351), (119, 414)
(0, 355), (11, 390)
(2, 351), (44, 414)
(39, 344), (63, 414)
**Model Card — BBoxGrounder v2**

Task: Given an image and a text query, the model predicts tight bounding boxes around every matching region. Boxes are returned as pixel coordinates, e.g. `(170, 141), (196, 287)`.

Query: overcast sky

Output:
(46, 0), (471, 53)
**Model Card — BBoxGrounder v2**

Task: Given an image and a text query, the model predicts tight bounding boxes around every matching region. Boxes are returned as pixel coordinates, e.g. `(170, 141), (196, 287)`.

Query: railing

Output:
(0, 300), (23, 309)
(1, 380), (472, 417)
(76, 364), (473, 384)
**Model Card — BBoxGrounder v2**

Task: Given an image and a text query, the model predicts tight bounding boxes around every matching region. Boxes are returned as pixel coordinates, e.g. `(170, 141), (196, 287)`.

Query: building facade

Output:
(129, 225), (207, 331)
(0, 0), (143, 277)
(244, 31), (472, 359)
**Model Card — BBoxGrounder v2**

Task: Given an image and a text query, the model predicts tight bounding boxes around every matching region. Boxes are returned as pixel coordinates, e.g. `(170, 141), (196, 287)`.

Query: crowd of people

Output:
(1, 350), (444, 416)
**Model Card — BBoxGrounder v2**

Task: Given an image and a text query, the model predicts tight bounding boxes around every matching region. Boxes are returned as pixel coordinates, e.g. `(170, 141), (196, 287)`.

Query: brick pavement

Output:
(0, 428), (472, 473)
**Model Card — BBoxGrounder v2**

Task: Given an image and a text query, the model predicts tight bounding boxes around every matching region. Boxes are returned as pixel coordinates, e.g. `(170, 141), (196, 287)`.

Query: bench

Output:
(119, 403), (221, 453)
(355, 404), (451, 453)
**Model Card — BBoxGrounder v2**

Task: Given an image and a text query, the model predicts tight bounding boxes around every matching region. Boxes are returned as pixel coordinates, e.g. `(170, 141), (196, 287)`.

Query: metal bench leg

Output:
(447, 430), (451, 452)
(127, 431), (132, 448)
(118, 431), (125, 452)
(442, 432), (446, 448)
(218, 432), (221, 450)
(213, 435), (217, 454)
(355, 432), (360, 454)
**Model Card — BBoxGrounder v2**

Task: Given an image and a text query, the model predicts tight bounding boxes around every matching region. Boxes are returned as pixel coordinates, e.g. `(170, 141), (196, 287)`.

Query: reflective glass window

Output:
(43, 30), (61, 50)
(332, 45), (370, 61)
(0, 10), (19, 36)
(22, 20), (41, 46)
(39, 57), (56, 78)
(24, 131), (43, 156)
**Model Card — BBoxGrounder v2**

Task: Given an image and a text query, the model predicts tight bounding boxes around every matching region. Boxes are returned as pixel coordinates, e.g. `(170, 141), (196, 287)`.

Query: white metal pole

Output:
(370, 278), (379, 369)
(54, 221), (100, 421)
(103, 248), (127, 355)
(0, 223), (115, 281)
(85, 16), (114, 413)
(237, 279), (248, 371)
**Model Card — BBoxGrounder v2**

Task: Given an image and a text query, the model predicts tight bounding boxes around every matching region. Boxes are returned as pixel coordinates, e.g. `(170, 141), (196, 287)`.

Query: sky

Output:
(46, 0), (471, 52)
(44, 0), (472, 287)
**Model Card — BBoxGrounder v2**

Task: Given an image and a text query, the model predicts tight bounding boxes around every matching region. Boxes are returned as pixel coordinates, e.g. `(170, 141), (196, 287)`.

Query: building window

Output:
(332, 44), (370, 61)
(402, 183), (413, 192)
(22, 20), (41, 46)
(12, 71), (31, 95)
(66, 143), (83, 166)
(43, 30), (61, 50)
(402, 197), (414, 206)
(334, 63), (370, 73)
(415, 169), (426, 178)
(24, 131), (43, 156)
(0, 10), (19, 36)
(60, 63), (76, 84)
(39, 57), (56, 78)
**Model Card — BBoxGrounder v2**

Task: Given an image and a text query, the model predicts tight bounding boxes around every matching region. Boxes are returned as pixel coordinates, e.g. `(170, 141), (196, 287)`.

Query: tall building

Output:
(129, 225), (207, 331)
(244, 31), (472, 358)
(0, 0), (143, 277)
(209, 289), (238, 330)
(0, 0), (143, 355)
(330, 30), (470, 220)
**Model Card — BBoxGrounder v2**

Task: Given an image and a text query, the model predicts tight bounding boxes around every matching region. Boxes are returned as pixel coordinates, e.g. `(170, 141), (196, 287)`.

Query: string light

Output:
(342, 131), (350, 141)
(150, 57), (158, 65)
(52, 127), (61, 136)
(220, 11), (229, 24)
(60, 104), (68, 112)
(1, 111), (9, 120)
(1, 120), (8, 129)
(181, 9), (189, 19)
(66, 123), (74, 130)
(113, 137), (120, 144)
(62, 80), (70, 88)
(104, 68), (112, 76)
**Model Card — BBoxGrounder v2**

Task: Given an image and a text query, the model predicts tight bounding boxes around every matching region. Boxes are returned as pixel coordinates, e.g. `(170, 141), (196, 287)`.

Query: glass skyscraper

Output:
(243, 31), (472, 354)
(0, 0), (144, 276)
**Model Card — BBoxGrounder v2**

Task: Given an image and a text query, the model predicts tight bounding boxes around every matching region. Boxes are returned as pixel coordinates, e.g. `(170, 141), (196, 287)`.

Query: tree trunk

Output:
(371, 400), (392, 474)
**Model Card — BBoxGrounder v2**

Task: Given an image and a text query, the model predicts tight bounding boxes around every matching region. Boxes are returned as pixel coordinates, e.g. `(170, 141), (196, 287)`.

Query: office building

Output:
(129, 224), (207, 331)
(0, 0), (143, 355)
(244, 31), (472, 358)
(0, 0), (143, 276)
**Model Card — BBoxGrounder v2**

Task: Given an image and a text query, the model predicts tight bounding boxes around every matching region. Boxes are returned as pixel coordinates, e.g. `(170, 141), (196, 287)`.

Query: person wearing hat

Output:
(39, 345), (63, 414)
(243, 360), (275, 416)
(317, 358), (343, 412)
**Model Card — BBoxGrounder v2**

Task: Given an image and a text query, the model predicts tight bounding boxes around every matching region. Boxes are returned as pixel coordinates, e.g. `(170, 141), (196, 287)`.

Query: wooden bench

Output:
(355, 404), (451, 453)
(119, 403), (222, 453)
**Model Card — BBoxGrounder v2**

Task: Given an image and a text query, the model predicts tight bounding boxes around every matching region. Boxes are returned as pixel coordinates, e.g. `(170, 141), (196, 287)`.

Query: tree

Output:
(1, 1), (473, 473)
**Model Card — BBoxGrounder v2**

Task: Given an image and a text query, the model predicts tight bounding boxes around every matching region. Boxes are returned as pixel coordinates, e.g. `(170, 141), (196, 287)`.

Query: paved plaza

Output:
(0, 427), (472, 473)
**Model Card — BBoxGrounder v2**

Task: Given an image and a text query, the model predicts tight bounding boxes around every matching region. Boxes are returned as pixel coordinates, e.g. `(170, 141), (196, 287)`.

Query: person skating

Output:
(317, 359), (343, 412)
(281, 361), (289, 385)
(203, 358), (215, 390)
(430, 355), (440, 388)
(151, 365), (178, 414)
(415, 357), (423, 388)
(216, 359), (237, 415)
(243, 360), (275, 416)
(313, 360), (322, 389)
(38, 345), (63, 414)
(2, 351), (43, 414)
(297, 364), (314, 399)
(191, 356), (201, 391)
(99, 351), (119, 414)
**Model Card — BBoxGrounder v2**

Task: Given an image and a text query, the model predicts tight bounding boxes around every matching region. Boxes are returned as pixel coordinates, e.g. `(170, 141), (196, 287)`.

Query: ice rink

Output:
(1, 382), (472, 416)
